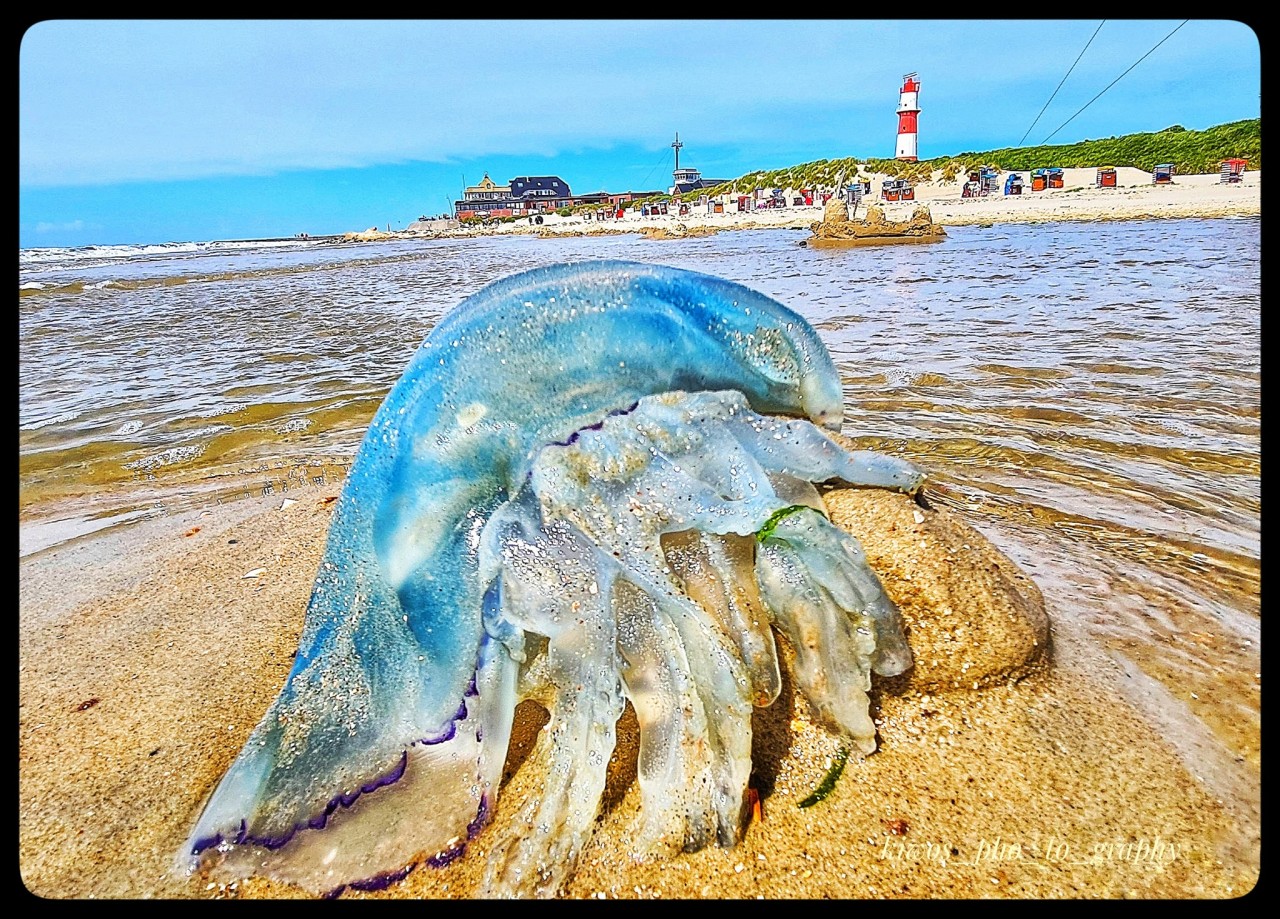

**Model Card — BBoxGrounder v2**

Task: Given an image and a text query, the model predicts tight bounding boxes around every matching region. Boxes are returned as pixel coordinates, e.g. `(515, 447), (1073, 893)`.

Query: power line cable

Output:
(1041, 20), (1190, 146)
(639, 143), (675, 188)
(1019, 20), (1105, 147)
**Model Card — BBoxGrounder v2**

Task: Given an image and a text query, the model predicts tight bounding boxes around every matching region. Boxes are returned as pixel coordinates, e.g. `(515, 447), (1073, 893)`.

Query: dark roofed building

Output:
(509, 176), (572, 201)
(671, 166), (727, 196)
(454, 174), (575, 219)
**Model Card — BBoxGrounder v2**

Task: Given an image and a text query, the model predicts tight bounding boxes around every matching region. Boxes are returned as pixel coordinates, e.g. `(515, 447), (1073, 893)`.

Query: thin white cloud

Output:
(34, 219), (86, 234)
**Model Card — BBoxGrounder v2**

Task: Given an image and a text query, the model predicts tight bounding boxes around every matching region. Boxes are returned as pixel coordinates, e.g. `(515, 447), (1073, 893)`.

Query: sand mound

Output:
(639, 222), (721, 240)
(825, 486), (1049, 693)
(807, 202), (947, 246)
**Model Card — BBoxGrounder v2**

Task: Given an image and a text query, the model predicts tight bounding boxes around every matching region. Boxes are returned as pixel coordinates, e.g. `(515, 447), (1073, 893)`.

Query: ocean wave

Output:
(20, 410), (81, 431)
(19, 236), (323, 269)
(19, 279), (118, 298)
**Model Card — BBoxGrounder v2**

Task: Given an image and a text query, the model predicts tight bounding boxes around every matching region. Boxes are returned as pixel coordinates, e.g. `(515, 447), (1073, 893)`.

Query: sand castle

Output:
(806, 197), (947, 247)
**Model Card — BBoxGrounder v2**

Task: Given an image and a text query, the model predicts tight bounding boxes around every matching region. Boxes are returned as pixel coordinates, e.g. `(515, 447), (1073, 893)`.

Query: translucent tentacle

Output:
(583, 531), (756, 853)
(613, 578), (747, 854)
(714, 394), (926, 493)
(483, 620), (622, 898)
(478, 492), (626, 897)
(532, 404), (771, 850)
(762, 506), (913, 678)
(645, 570), (755, 848)
(755, 507), (912, 754)
(662, 530), (782, 707)
(766, 473), (828, 513)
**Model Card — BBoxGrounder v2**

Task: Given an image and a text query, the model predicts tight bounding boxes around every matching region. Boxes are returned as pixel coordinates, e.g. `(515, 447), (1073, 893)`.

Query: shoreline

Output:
(355, 166), (1259, 243)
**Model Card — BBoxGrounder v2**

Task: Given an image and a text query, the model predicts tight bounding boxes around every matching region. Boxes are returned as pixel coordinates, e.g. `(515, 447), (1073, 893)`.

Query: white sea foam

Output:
(196, 402), (249, 418)
(122, 443), (207, 471)
(20, 410), (81, 431)
(19, 237), (318, 268)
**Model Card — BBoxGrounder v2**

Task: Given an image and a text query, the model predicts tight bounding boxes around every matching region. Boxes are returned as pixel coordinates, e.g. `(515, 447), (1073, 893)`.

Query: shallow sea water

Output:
(19, 219), (1260, 839)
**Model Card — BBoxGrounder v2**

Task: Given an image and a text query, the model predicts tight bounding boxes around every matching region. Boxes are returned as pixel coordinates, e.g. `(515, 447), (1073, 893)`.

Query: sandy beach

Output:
(19, 170), (1261, 900)
(19, 473), (1258, 900)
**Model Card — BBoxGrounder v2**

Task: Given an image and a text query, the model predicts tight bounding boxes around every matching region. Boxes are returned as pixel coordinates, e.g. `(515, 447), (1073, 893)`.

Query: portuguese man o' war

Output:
(179, 260), (925, 898)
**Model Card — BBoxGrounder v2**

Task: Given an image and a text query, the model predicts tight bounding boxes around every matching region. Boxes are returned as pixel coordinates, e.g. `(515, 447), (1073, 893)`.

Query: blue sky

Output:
(19, 19), (1260, 248)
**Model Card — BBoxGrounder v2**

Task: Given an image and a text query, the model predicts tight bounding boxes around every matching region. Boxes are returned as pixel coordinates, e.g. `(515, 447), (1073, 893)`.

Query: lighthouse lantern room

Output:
(895, 72), (920, 162)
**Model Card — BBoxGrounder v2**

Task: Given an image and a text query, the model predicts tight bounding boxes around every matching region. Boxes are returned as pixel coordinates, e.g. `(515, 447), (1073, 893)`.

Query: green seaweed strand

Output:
(755, 504), (826, 543)
(798, 746), (850, 808)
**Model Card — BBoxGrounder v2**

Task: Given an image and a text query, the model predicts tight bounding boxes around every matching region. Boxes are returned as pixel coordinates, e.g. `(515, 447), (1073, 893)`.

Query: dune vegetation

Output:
(651, 119), (1262, 205)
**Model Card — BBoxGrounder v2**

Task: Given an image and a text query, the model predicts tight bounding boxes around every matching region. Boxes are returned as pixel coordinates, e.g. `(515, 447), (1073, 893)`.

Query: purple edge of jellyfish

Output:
(549, 401), (640, 449)
(322, 795), (491, 899)
(191, 673), (485, 857)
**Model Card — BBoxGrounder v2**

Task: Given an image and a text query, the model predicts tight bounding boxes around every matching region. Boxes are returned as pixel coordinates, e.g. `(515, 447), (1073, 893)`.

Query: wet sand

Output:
(18, 470), (1259, 899)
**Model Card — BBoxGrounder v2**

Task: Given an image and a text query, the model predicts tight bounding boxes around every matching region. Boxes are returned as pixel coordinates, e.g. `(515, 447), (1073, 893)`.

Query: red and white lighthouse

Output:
(895, 72), (920, 161)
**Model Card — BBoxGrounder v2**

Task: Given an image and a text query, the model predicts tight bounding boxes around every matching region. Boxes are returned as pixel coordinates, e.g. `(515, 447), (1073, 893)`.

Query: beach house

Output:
(508, 176), (574, 214)
(670, 165), (727, 196)
(453, 174), (575, 220)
